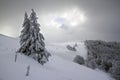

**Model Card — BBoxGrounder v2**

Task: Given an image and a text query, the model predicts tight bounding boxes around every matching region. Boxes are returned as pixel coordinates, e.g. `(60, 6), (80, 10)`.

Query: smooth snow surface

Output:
(0, 34), (114, 80)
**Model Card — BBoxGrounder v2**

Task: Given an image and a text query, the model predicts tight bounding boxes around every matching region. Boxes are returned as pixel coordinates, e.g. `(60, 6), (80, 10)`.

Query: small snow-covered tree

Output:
(29, 9), (50, 64)
(18, 12), (32, 55)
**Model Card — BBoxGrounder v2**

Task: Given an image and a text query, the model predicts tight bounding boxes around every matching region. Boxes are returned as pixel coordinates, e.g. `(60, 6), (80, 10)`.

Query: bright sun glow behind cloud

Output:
(61, 8), (86, 26)
(41, 7), (87, 28)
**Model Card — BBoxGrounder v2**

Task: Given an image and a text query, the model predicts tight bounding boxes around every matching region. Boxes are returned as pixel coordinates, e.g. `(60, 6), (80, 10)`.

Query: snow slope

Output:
(0, 34), (114, 80)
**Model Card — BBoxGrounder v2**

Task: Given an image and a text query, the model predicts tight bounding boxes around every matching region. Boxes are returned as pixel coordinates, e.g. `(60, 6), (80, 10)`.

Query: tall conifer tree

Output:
(29, 9), (50, 64)
(18, 12), (32, 55)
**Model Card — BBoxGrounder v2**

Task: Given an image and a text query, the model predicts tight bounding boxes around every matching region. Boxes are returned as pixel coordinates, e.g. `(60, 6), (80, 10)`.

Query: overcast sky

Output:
(0, 0), (120, 42)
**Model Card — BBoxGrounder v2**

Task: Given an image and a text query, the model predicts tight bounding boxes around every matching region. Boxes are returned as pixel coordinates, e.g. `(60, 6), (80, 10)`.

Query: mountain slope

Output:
(0, 34), (114, 80)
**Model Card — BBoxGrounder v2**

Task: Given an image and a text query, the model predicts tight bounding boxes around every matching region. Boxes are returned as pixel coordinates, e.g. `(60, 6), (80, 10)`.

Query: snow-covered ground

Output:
(0, 34), (114, 80)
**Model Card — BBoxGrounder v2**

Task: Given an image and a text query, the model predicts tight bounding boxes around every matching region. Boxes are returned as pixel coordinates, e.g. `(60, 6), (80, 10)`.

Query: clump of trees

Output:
(85, 40), (120, 80)
(66, 44), (77, 51)
(17, 9), (51, 65)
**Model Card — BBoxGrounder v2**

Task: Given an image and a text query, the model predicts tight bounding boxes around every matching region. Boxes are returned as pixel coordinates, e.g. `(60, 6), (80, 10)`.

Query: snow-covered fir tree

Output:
(29, 9), (50, 64)
(18, 12), (32, 55)
(18, 9), (50, 65)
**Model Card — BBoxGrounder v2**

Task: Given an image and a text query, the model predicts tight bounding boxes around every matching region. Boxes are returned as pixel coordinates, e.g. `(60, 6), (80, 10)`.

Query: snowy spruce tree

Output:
(18, 12), (32, 55)
(18, 9), (50, 65)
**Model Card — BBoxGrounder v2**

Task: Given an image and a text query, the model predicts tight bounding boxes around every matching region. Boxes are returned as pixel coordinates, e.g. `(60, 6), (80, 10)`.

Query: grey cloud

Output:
(0, 0), (120, 42)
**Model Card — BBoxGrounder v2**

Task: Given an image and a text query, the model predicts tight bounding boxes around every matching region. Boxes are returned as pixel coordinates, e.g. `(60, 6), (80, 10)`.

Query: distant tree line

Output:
(85, 40), (120, 80)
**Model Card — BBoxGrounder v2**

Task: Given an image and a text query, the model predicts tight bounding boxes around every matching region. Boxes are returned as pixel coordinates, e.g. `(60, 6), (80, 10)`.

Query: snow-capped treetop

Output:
(24, 12), (28, 19)
(30, 9), (38, 23)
